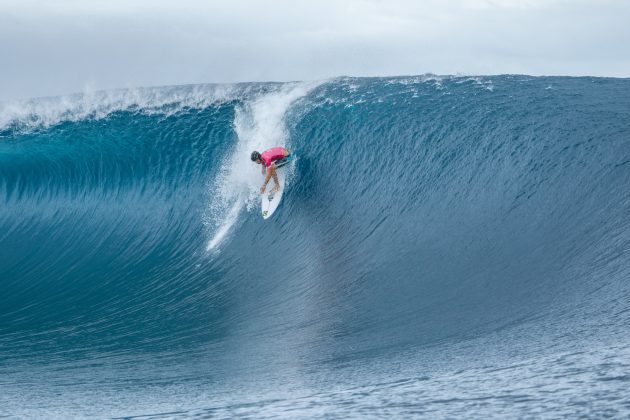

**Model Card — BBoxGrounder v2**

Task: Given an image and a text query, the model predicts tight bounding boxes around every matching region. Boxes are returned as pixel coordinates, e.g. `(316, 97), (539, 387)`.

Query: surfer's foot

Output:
(270, 186), (279, 194)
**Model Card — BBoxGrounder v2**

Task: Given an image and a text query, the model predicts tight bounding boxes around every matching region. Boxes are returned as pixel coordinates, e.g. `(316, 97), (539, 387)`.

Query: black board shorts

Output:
(274, 154), (293, 168)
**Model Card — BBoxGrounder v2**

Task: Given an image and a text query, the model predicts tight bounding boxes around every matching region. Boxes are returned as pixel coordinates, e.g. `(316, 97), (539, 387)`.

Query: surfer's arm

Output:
(263, 167), (273, 185)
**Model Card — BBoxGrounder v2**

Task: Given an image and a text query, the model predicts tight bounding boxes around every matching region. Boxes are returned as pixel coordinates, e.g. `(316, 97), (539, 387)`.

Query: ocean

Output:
(1, 75), (630, 418)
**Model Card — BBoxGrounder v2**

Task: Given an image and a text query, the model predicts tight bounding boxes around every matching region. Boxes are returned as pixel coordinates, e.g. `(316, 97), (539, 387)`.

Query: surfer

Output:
(251, 147), (291, 194)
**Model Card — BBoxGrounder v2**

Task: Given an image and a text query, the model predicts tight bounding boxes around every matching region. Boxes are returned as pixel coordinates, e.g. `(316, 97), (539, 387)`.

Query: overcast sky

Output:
(1, 0), (629, 101)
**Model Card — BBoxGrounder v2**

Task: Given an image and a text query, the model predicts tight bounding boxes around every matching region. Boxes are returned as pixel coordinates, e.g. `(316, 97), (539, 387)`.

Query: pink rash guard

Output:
(260, 147), (287, 168)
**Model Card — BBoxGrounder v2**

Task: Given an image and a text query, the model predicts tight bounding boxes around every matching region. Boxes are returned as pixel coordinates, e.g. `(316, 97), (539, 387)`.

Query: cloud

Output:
(1, 0), (629, 101)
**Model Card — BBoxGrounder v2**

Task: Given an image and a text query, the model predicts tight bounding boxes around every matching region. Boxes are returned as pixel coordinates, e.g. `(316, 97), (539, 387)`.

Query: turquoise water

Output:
(1, 76), (630, 417)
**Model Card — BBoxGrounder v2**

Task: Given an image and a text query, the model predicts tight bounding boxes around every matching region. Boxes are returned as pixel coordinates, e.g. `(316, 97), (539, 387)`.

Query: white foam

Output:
(205, 82), (320, 251)
(0, 83), (245, 132)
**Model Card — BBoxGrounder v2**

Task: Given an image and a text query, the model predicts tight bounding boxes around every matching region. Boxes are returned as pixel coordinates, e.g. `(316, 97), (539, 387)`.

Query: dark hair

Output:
(251, 151), (261, 162)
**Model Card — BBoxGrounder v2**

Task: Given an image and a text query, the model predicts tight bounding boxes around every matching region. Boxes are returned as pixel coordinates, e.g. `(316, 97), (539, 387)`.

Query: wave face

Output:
(2, 76), (630, 417)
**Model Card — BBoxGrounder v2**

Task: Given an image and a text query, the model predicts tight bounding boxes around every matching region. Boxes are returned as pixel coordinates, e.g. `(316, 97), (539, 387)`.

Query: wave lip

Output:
(0, 82), (259, 133)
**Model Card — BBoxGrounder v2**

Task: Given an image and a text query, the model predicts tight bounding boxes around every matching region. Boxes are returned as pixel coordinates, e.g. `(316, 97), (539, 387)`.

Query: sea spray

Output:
(205, 82), (319, 250)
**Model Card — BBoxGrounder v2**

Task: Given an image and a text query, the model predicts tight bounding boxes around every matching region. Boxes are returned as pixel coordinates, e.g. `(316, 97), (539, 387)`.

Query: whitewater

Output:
(1, 75), (630, 418)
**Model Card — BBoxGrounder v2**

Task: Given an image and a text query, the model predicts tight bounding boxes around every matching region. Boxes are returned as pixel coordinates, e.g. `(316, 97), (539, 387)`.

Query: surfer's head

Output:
(251, 151), (261, 163)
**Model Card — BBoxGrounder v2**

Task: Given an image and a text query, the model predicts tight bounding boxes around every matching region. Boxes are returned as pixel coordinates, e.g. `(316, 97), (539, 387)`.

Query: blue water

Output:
(1, 76), (630, 418)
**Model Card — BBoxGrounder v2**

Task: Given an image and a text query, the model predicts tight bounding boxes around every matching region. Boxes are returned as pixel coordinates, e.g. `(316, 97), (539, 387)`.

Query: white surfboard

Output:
(261, 170), (285, 219)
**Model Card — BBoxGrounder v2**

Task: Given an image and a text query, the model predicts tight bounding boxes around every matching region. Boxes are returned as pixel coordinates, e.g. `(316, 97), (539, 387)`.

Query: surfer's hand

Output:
(260, 185), (266, 194)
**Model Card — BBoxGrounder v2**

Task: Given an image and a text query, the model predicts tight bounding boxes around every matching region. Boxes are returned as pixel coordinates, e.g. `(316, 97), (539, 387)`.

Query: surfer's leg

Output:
(270, 166), (280, 192)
